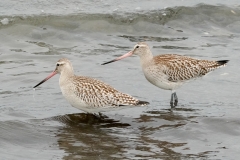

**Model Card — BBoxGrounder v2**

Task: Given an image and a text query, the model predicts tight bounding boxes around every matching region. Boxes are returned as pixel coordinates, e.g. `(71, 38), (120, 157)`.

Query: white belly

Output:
(61, 86), (91, 112)
(143, 67), (184, 90)
(60, 85), (139, 113)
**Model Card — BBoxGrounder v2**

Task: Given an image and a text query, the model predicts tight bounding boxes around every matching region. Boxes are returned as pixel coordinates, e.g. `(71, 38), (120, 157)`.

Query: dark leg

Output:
(93, 112), (101, 118)
(173, 92), (178, 106)
(98, 112), (104, 118)
(170, 92), (175, 108)
(93, 112), (106, 119)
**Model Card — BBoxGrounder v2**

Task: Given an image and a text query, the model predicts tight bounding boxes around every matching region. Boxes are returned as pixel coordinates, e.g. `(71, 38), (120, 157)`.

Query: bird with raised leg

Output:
(102, 42), (229, 108)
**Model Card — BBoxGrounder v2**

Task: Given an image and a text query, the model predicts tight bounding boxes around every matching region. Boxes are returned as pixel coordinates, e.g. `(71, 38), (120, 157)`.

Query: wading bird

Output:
(34, 58), (149, 113)
(102, 42), (228, 108)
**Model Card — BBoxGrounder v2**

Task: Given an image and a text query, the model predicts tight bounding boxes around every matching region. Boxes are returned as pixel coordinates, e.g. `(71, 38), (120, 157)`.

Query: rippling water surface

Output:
(0, 0), (240, 159)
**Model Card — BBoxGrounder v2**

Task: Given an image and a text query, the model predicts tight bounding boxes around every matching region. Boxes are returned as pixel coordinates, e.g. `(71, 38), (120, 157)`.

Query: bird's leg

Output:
(92, 112), (101, 118)
(98, 112), (104, 119)
(93, 113), (98, 117)
(170, 92), (175, 108)
(93, 112), (105, 119)
(173, 92), (178, 106)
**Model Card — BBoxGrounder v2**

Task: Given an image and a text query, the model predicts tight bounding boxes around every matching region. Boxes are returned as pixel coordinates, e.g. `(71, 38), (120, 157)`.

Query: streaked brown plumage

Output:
(102, 42), (229, 108)
(33, 58), (149, 113)
(153, 54), (227, 82)
(67, 75), (145, 108)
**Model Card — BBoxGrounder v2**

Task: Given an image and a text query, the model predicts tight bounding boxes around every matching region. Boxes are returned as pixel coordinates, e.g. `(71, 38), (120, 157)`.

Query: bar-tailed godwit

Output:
(33, 58), (149, 113)
(102, 42), (229, 108)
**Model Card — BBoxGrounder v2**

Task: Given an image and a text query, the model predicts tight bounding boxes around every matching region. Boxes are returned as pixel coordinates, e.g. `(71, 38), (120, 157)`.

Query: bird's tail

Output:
(137, 100), (149, 106)
(216, 60), (229, 66)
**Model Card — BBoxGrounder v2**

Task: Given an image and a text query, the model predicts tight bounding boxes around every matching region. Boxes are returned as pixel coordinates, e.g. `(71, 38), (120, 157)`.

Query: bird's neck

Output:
(59, 69), (74, 85)
(139, 51), (153, 67)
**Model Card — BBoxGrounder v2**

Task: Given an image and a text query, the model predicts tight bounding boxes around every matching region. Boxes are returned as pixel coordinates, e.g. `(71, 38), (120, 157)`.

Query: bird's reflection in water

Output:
(50, 113), (131, 160)
(133, 108), (215, 159)
(51, 112), (126, 126)
(141, 108), (199, 122)
(49, 110), (215, 160)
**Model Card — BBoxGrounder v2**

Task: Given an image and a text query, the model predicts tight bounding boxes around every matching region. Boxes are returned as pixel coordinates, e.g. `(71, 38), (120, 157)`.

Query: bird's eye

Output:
(57, 64), (60, 66)
(136, 46), (139, 48)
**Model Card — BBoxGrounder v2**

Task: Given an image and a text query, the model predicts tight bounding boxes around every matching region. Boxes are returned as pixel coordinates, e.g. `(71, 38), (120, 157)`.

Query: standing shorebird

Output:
(33, 58), (149, 113)
(102, 42), (229, 108)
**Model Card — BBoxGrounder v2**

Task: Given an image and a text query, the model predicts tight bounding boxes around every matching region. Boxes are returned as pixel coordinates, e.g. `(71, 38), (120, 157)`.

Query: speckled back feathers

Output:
(67, 76), (148, 108)
(153, 54), (228, 82)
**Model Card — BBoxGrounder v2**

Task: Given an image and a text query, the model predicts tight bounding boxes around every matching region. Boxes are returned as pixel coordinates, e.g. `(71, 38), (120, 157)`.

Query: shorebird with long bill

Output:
(102, 42), (229, 108)
(33, 58), (149, 113)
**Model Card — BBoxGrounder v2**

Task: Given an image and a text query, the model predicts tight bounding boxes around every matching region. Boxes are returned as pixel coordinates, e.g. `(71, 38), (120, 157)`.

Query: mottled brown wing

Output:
(71, 76), (140, 107)
(154, 54), (223, 82)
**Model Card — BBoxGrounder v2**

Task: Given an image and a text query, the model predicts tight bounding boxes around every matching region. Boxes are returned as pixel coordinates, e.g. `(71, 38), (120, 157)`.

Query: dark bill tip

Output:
(33, 79), (46, 88)
(101, 59), (117, 65)
(33, 71), (57, 88)
(101, 51), (133, 65)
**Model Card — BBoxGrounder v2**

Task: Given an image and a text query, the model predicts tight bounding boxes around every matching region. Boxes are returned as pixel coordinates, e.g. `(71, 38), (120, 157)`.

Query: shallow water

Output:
(0, 0), (240, 159)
